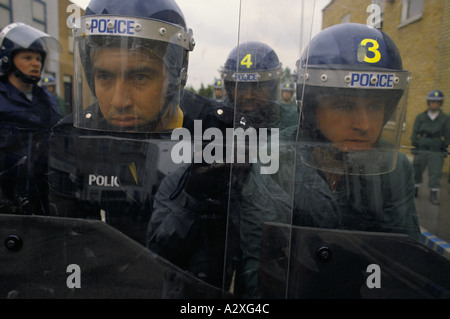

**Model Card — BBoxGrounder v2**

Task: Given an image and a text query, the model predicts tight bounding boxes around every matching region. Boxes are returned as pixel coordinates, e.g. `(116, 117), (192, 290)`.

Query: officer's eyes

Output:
(333, 102), (354, 110)
(94, 72), (113, 82)
(22, 55), (41, 62)
(93, 68), (157, 85)
(130, 73), (150, 82)
(330, 101), (384, 112)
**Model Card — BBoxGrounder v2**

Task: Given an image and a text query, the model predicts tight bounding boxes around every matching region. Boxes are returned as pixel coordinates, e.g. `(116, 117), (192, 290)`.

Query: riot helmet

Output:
(281, 81), (295, 103)
(426, 90), (444, 105)
(221, 41), (282, 128)
(73, 0), (195, 133)
(281, 81), (294, 92)
(42, 75), (56, 86)
(296, 23), (411, 175)
(0, 23), (61, 84)
(213, 78), (224, 101)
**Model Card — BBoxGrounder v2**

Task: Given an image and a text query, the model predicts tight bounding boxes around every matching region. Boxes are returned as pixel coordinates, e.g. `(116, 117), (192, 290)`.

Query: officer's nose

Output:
(352, 106), (371, 131)
(32, 57), (42, 68)
(110, 78), (132, 109)
(240, 86), (256, 100)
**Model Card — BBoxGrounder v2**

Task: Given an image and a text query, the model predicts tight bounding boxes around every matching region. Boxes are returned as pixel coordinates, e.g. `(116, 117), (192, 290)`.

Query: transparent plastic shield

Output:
(2, 0), (450, 302)
(231, 2), (450, 300)
(72, 15), (194, 133)
(221, 0), (318, 298)
(278, 16), (450, 298)
(0, 214), (226, 298)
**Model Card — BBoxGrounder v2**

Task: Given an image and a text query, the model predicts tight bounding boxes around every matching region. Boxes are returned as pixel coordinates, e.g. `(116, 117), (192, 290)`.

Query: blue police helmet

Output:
(297, 23), (411, 146)
(222, 41), (282, 78)
(42, 75), (56, 86)
(426, 90), (444, 102)
(221, 41), (282, 102)
(73, 0), (195, 132)
(85, 0), (187, 31)
(299, 23), (402, 71)
(296, 23), (410, 102)
(282, 81), (294, 92)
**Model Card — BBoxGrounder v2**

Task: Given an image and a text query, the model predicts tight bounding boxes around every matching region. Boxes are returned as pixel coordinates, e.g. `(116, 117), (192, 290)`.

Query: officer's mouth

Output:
(110, 116), (141, 127)
(337, 140), (374, 152)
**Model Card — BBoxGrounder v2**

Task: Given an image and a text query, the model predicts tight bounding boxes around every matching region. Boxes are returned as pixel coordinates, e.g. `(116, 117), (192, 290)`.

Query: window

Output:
(400, 0), (423, 26)
(0, 0), (12, 29)
(32, 0), (46, 32)
(341, 13), (350, 24)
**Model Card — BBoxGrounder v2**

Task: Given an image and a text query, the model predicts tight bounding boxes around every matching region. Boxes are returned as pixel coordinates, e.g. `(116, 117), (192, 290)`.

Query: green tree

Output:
(197, 83), (213, 98)
(185, 85), (197, 94)
(281, 66), (294, 84)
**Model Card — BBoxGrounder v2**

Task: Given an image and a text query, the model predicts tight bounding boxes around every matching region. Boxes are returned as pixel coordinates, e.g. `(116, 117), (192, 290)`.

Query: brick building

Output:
(322, 0), (450, 174)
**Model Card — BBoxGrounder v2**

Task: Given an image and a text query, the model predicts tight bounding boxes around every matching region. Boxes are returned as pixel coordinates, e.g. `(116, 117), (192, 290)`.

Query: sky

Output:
(69, 0), (330, 90)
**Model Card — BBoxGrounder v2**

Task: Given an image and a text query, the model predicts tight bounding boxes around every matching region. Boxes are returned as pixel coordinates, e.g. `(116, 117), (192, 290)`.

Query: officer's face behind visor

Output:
(315, 94), (387, 152)
(91, 46), (169, 131)
(299, 86), (406, 175)
(227, 80), (279, 128)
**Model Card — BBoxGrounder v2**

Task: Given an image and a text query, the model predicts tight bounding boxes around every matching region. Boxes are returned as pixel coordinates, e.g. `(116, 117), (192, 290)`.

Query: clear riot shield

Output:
(0, 214), (226, 299)
(1, 0), (450, 302)
(0, 0), (234, 299)
(221, 0), (309, 298)
(247, 2), (450, 299)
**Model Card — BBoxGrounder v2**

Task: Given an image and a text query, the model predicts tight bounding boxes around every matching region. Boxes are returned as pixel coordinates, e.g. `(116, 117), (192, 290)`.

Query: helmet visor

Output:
(0, 22), (61, 53)
(73, 15), (193, 133)
(297, 68), (411, 175)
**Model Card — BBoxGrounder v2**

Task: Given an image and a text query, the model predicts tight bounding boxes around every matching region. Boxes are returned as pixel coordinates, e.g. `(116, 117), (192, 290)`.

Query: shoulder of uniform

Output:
(181, 89), (234, 127)
(210, 103), (234, 126)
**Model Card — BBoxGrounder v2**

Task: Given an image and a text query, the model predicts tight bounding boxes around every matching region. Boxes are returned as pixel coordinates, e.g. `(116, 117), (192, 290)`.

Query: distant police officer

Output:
(411, 90), (449, 204)
(213, 78), (225, 102)
(48, 0), (228, 245)
(0, 23), (61, 214)
(42, 75), (66, 117)
(280, 81), (296, 108)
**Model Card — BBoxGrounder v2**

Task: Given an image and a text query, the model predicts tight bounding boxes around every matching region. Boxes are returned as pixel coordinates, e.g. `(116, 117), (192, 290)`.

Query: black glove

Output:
(184, 162), (231, 201)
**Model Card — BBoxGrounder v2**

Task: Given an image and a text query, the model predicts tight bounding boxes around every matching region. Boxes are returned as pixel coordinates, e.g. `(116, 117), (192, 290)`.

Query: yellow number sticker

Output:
(359, 38), (381, 63)
(240, 54), (253, 69)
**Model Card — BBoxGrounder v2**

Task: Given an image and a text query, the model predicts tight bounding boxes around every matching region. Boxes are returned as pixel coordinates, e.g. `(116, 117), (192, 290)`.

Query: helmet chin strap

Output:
(13, 68), (41, 84)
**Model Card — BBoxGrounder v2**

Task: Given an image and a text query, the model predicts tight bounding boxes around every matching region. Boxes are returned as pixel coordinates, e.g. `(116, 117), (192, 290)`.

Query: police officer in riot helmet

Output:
(221, 41), (298, 130)
(74, 0), (195, 133)
(48, 0), (229, 245)
(239, 23), (421, 298)
(280, 81), (296, 108)
(294, 23), (419, 235)
(0, 23), (61, 214)
(146, 41), (299, 294)
(213, 79), (225, 102)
